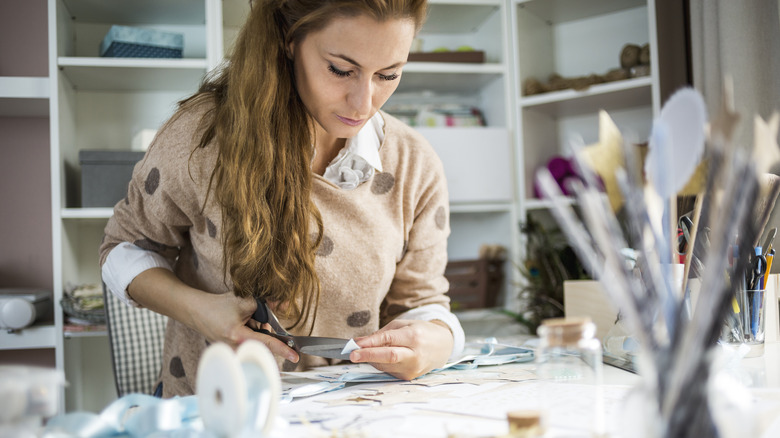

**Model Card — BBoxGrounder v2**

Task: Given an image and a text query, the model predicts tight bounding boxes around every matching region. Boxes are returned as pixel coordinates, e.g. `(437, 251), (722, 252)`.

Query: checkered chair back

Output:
(103, 284), (168, 396)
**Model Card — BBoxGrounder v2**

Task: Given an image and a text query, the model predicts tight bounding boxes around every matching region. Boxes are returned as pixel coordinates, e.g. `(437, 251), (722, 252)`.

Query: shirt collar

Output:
(343, 112), (384, 172)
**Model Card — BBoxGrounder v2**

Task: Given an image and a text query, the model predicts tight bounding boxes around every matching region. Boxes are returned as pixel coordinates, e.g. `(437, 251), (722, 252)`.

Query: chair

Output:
(103, 284), (168, 396)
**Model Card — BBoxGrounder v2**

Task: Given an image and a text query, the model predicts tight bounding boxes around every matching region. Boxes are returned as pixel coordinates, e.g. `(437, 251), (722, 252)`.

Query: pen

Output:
(764, 249), (774, 290)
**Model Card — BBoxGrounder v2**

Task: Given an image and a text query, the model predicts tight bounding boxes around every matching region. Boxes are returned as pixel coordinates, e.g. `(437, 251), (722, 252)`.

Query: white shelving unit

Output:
(46, 0), (226, 412)
(390, 0), (521, 311)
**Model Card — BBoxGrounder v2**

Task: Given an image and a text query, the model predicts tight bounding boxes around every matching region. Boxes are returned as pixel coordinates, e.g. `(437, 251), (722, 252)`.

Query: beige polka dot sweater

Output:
(99, 104), (452, 398)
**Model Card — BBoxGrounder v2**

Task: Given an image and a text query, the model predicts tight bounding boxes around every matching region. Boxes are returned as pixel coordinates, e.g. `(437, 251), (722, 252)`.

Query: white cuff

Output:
(101, 242), (173, 307)
(398, 304), (465, 361)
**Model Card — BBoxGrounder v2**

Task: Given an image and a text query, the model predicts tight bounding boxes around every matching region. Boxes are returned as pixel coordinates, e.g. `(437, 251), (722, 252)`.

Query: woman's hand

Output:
(190, 292), (299, 363)
(127, 268), (298, 363)
(350, 319), (453, 380)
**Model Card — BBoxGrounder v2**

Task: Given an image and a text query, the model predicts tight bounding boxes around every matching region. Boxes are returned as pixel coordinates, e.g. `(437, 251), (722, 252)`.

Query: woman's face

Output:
(291, 14), (416, 142)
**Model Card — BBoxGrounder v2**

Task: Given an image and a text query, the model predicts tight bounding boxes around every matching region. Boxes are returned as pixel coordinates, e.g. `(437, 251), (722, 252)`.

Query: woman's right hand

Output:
(127, 267), (299, 363)
(192, 292), (300, 363)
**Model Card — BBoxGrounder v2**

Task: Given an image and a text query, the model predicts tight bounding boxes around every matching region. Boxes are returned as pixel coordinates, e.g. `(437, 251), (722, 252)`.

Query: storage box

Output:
(80, 150), (145, 207)
(100, 25), (183, 58)
(445, 258), (504, 310)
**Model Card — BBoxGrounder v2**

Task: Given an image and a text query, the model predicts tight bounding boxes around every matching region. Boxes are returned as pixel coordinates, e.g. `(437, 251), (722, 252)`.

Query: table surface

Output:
(274, 341), (780, 438)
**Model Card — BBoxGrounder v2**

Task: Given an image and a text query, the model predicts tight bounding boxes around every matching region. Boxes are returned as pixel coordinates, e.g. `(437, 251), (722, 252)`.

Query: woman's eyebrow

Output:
(329, 52), (405, 70)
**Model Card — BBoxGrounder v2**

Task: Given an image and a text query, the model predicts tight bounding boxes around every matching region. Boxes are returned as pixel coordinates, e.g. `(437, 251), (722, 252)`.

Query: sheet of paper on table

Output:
(277, 362), (633, 438)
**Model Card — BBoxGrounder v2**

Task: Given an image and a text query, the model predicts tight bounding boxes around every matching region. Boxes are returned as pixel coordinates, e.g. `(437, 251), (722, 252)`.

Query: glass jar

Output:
(536, 317), (606, 437)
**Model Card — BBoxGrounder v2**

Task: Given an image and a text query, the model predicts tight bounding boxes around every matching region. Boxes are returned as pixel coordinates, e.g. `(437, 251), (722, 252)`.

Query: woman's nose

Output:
(348, 78), (373, 115)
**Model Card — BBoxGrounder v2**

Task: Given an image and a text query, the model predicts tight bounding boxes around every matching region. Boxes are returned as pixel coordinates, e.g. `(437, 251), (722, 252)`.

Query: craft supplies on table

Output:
(0, 366), (64, 436)
(535, 317), (605, 436)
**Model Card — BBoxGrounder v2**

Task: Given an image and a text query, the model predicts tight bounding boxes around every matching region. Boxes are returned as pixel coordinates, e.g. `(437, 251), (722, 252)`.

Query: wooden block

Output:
(563, 280), (619, 341)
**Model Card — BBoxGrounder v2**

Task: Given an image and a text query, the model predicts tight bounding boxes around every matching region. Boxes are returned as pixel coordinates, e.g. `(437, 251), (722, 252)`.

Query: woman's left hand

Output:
(350, 319), (453, 380)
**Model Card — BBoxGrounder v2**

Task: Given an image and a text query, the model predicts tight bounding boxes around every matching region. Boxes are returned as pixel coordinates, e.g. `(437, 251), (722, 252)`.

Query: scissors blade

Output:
(295, 336), (353, 360)
(251, 297), (352, 360)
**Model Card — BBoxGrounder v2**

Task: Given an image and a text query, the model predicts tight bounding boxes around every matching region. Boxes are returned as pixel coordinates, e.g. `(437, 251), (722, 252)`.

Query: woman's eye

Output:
(328, 64), (351, 78)
(378, 72), (399, 81)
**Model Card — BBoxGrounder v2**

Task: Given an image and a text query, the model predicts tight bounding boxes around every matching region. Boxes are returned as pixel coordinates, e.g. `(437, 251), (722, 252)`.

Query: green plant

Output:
(508, 214), (589, 333)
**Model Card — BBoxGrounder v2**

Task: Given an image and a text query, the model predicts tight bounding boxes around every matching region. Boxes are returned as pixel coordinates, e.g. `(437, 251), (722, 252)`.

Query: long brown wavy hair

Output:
(177, 0), (427, 329)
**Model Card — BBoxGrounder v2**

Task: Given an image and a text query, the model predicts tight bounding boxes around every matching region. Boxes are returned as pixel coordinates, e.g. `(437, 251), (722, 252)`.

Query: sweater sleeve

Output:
(99, 107), (213, 300)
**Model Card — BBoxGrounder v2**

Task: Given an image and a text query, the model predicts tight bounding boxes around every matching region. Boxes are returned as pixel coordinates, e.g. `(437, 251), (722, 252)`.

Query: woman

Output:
(100, 0), (464, 398)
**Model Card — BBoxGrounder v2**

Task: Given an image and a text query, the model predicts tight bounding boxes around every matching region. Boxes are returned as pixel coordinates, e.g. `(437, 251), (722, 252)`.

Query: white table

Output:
(274, 340), (780, 438)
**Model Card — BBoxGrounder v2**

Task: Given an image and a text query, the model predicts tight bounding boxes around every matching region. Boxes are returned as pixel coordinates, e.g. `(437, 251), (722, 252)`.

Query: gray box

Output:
(80, 150), (145, 208)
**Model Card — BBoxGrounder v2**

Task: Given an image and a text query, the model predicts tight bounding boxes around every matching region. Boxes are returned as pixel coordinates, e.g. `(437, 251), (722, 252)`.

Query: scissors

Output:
(676, 215), (707, 275)
(250, 297), (354, 360)
(747, 248), (767, 291)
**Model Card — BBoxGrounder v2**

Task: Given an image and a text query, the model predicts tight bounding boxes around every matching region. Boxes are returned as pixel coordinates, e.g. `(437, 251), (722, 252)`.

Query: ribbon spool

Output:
(197, 340), (281, 437)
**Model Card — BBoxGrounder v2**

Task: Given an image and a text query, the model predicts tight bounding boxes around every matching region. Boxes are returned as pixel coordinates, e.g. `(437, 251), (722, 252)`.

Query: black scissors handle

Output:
(748, 252), (767, 290)
(250, 297), (297, 349)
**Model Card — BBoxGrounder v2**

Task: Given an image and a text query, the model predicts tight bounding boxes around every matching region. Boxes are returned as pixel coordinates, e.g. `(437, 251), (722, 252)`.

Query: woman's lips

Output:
(337, 115), (364, 127)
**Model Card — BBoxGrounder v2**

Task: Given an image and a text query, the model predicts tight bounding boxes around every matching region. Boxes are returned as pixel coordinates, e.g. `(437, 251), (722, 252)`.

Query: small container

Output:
(536, 317), (606, 437)
(507, 410), (543, 437)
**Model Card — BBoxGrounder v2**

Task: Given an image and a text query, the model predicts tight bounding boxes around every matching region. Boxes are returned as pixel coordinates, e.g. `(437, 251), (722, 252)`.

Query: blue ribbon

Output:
(44, 394), (206, 438)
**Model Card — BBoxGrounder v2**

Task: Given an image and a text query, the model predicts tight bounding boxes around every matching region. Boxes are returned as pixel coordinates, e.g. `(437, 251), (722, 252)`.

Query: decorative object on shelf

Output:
(535, 80), (780, 437)
(79, 149), (145, 208)
(0, 288), (52, 331)
(384, 103), (485, 127)
(512, 215), (588, 334)
(522, 43), (651, 97)
(532, 155), (587, 199)
(100, 25), (183, 58)
(445, 244), (506, 310)
(61, 283), (105, 325)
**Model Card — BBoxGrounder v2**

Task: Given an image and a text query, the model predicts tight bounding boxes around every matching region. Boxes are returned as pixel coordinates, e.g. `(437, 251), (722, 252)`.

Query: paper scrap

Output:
(341, 338), (360, 355)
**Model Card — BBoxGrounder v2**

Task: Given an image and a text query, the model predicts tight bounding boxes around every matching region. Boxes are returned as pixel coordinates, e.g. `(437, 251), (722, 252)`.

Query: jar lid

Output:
(538, 316), (595, 345)
(507, 409), (541, 430)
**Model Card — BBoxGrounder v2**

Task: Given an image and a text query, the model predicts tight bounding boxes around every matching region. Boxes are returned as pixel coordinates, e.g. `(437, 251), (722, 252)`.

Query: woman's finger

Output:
(355, 327), (413, 349)
(350, 345), (413, 365)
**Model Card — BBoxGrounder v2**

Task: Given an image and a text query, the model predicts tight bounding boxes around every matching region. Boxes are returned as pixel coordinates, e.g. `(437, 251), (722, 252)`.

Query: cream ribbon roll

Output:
(197, 341), (281, 437)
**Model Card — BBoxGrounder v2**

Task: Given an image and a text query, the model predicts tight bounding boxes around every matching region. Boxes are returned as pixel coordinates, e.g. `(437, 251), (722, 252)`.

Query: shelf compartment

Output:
(61, 0), (205, 25)
(514, 2), (650, 95)
(398, 64), (504, 95)
(0, 77), (50, 117)
(519, 76), (652, 117)
(418, 127), (513, 204)
(425, 2), (501, 34)
(58, 57), (207, 91)
(0, 324), (57, 350)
